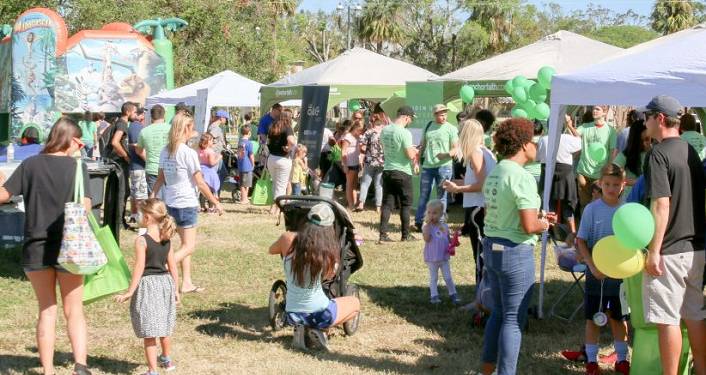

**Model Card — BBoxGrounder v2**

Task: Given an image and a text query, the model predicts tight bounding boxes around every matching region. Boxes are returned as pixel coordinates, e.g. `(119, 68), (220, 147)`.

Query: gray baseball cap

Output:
(307, 203), (335, 227)
(637, 95), (683, 118)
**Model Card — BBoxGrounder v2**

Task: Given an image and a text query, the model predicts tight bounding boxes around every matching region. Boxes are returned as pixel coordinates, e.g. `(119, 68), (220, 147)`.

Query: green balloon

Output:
(504, 80), (514, 95)
(511, 106), (528, 119)
(349, 100), (361, 112)
(529, 83), (548, 103)
(460, 85), (475, 103)
(537, 66), (556, 89)
(612, 203), (655, 250)
(512, 75), (529, 89)
(587, 142), (607, 163)
(534, 102), (550, 120)
(512, 86), (527, 103)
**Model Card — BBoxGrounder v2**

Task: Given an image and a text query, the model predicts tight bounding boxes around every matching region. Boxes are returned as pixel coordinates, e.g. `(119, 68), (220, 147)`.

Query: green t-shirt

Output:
(381, 123), (413, 175)
(681, 131), (706, 161)
(421, 122), (458, 168)
(483, 159), (541, 245)
(576, 122), (617, 179)
(612, 151), (645, 201)
(78, 121), (97, 147)
(137, 122), (171, 175)
(484, 133), (493, 150)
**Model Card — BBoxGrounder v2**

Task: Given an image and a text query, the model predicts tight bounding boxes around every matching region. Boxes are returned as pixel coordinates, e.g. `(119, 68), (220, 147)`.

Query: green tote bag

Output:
(82, 213), (132, 304)
(252, 169), (274, 206)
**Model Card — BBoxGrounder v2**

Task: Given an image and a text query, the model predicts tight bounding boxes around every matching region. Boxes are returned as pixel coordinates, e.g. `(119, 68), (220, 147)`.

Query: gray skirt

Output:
(130, 274), (177, 338)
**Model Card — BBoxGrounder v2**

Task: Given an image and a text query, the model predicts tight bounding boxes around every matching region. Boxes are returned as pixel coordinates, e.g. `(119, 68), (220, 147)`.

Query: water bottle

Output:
(6, 142), (14, 163)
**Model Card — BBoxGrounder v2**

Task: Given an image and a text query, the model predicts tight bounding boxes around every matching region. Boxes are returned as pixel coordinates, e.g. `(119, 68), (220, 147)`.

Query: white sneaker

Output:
(292, 324), (306, 350)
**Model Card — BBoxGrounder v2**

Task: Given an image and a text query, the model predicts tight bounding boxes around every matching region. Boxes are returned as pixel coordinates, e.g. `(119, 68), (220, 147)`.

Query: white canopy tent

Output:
(439, 30), (623, 82)
(539, 24), (706, 317)
(146, 70), (263, 108)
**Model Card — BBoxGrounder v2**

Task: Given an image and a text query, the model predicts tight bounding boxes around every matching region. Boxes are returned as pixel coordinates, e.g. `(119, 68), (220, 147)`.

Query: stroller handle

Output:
(274, 195), (340, 209)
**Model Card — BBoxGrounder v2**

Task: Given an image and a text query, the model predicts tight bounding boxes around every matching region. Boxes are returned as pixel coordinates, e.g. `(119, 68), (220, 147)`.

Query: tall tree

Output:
(651, 0), (696, 35)
(358, 0), (403, 53)
(463, 0), (520, 54)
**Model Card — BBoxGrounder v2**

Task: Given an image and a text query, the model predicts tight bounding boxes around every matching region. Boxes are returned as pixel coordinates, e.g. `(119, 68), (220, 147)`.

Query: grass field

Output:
(0, 199), (624, 374)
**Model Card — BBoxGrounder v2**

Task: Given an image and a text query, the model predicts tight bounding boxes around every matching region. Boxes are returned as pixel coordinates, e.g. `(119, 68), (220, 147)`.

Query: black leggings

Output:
(464, 206), (485, 285)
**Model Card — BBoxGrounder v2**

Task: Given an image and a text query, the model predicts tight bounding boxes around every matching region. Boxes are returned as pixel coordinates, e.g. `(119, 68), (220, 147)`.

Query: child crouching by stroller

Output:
(268, 203), (360, 351)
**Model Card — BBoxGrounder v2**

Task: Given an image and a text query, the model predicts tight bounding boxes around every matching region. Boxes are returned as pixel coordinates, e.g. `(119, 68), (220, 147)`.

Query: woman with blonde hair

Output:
(442, 119), (496, 285)
(151, 112), (223, 294)
(0, 117), (93, 375)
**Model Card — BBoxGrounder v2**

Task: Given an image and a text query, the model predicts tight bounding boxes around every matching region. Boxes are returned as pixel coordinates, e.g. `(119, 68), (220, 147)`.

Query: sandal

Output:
(72, 363), (92, 375)
(182, 286), (205, 294)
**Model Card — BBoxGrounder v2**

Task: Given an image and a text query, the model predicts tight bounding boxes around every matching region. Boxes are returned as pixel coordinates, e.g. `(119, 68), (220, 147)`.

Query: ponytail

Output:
(139, 198), (177, 242)
(159, 215), (177, 242)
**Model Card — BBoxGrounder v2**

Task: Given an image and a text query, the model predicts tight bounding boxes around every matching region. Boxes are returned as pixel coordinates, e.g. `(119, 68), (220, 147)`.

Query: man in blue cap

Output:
(639, 95), (706, 375)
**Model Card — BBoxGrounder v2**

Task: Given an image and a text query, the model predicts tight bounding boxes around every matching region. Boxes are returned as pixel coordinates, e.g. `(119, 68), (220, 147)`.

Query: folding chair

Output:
(548, 224), (586, 322)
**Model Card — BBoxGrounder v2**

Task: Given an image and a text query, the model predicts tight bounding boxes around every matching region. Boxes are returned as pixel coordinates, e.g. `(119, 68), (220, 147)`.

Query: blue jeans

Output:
(415, 165), (453, 226)
(292, 182), (302, 196)
(359, 165), (383, 207)
(481, 237), (535, 375)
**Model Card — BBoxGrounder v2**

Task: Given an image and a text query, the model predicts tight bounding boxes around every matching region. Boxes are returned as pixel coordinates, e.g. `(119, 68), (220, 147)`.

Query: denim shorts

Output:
(167, 206), (199, 229)
(286, 300), (338, 329)
(23, 264), (69, 274)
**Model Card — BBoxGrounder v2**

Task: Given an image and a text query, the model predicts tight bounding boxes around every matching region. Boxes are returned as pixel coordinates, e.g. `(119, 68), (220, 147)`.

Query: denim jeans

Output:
(359, 165), (384, 207)
(380, 170), (413, 238)
(415, 165), (453, 226)
(292, 182), (302, 196)
(481, 237), (535, 375)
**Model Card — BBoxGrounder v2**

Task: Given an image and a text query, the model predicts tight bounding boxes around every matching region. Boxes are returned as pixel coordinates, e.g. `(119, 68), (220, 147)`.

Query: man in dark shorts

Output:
(640, 95), (706, 375)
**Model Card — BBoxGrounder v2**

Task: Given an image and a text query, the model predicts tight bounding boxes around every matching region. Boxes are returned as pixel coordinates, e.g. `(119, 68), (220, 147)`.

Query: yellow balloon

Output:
(593, 235), (644, 279)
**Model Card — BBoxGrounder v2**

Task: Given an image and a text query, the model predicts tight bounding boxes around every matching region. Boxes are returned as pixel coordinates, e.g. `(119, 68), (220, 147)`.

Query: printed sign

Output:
(298, 85), (330, 169)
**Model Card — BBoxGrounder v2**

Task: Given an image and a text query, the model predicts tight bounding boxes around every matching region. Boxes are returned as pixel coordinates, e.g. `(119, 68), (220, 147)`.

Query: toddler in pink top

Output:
(422, 199), (459, 305)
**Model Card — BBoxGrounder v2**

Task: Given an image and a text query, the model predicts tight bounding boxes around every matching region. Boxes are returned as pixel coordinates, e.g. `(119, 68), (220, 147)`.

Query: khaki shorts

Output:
(130, 169), (148, 200)
(642, 251), (705, 325)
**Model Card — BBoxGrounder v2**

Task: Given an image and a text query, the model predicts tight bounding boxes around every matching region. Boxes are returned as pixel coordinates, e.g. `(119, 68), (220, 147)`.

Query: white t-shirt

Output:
(536, 134), (581, 165)
(463, 147), (497, 208)
(321, 127), (334, 152)
(159, 143), (201, 208)
(343, 132), (360, 166)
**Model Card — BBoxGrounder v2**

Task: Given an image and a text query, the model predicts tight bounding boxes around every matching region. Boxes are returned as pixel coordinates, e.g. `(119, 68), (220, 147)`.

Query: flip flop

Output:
(182, 286), (205, 294)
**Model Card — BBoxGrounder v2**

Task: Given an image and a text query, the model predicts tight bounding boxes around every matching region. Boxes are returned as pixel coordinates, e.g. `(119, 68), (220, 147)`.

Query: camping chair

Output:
(548, 224), (586, 322)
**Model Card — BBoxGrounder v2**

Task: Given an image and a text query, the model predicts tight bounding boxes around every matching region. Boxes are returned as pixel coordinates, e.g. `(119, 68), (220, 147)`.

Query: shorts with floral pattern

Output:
(130, 170), (149, 200)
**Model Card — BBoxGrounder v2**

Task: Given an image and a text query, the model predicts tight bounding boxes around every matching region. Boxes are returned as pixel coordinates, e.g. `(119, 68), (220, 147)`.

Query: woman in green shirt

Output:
(612, 120), (649, 200)
(480, 118), (556, 375)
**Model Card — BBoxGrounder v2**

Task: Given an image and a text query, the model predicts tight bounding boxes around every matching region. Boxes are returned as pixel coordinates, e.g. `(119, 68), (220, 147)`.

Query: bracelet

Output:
(540, 218), (549, 231)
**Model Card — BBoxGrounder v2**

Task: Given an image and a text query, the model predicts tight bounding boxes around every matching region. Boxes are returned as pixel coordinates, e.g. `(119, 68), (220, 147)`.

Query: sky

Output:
(299, 0), (655, 18)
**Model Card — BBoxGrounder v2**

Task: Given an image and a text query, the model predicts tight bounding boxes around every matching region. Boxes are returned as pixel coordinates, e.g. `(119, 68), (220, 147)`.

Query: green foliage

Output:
(588, 25), (660, 48)
(358, 0), (403, 53)
(651, 0), (697, 35)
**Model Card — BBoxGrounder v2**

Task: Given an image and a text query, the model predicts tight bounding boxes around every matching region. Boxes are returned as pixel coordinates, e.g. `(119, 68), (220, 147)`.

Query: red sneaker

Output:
(586, 362), (601, 375)
(614, 360), (630, 375)
(561, 347), (587, 362)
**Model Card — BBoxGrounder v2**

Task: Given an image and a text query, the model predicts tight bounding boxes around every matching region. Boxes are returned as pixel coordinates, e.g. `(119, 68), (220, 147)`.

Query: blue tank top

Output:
(283, 255), (330, 313)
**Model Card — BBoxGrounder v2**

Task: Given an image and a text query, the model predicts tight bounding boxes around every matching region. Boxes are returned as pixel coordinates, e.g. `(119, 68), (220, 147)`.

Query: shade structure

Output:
(538, 23), (706, 317)
(440, 30), (624, 83)
(260, 47), (438, 111)
(145, 70), (262, 108)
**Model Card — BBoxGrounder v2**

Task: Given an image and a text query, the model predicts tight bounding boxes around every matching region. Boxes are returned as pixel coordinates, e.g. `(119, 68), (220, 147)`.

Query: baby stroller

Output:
(268, 196), (364, 336)
(220, 145), (264, 202)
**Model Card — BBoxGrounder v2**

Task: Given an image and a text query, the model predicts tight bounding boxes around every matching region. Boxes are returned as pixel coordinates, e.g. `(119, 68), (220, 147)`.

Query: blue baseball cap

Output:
(215, 110), (230, 120)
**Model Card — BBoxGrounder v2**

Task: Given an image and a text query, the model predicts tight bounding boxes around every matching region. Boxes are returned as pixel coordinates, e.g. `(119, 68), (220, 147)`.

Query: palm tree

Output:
(465, 0), (519, 54)
(133, 18), (188, 90)
(358, 0), (403, 53)
(651, 0), (696, 35)
(266, 0), (299, 69)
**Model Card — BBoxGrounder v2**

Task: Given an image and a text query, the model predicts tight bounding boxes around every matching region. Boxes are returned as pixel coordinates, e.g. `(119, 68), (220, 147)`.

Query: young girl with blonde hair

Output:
(422, 199), (459, 305)
(116, 198), (179, 375)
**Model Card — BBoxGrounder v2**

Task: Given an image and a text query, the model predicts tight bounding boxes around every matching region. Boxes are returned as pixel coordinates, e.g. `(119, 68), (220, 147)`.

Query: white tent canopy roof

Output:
(266, 47), (438, 87)
(439, 30), (623, 82)
(551, 23), (706, 107)
(145, 70), (262, 108)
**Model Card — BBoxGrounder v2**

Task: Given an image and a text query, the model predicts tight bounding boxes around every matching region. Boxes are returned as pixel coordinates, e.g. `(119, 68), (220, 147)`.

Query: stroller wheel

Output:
(268, 280), (287, 331)
(343, 284), (361, 336)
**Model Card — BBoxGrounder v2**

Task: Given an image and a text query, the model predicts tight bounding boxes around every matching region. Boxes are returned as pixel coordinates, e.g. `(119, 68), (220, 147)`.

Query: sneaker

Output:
(292, 324), (307, 350)
(614, 360), (630, 375)
(305, 328), (329, 351)
(401, 234), (418, 242)
(72, 363), (92, 375)
(585, 362), (600, 375)
(450, 294), (461, 305)
(430, 296), (441, 304)
(378, 234), (394, 243)
(158, 354), (176, 371)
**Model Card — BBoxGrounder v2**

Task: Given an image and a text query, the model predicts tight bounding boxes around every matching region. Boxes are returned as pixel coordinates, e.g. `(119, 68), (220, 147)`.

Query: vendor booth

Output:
(541, 23), (706, 374)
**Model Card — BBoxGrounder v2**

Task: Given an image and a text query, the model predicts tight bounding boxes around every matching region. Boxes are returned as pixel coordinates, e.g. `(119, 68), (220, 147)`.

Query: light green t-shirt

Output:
(381, 123), (413, 175)
(576, 122), (617, 179)
(137, 121), (171, 175)
(422, 122), (458, 168)
(612, 151), (645, 201)
(78, 121), (97, 147)
(681, 131), (706, 161)
(483, 159), (541, 245)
